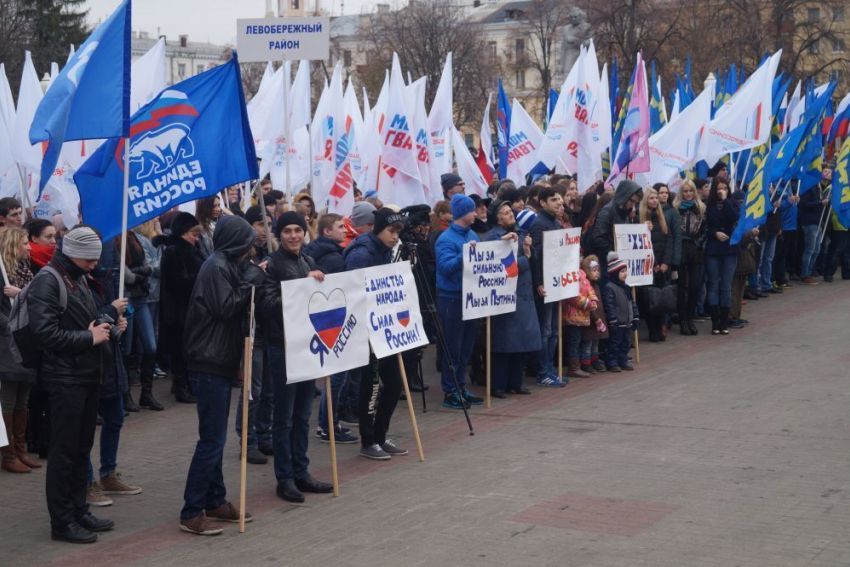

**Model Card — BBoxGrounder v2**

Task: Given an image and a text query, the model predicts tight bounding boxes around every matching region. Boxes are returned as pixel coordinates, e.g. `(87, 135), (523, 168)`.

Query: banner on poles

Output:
(542, 227), (582, 303)
(614, 224), (655, 286)
(281, 270), (370, 383)
(462, 240), (519, 320)
(363, 261), (429, 358)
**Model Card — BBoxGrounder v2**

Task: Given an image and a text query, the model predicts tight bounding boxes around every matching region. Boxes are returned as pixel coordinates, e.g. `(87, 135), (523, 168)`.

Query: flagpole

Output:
(283, 59), (293, 206)
(738, 150), (754, 189)
(16, 165), (31, 220)
(118, 137), (130, 297)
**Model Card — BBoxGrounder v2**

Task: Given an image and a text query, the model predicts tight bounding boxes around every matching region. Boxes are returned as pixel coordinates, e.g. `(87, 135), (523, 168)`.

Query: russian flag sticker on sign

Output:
(308, 289), (348, 350)
(501, 251), (519, 278)
(397, 303), (411, 327)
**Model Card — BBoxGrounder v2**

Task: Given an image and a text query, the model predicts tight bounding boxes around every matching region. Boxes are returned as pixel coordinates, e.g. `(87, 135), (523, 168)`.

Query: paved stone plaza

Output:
(2, 281), (849, 567)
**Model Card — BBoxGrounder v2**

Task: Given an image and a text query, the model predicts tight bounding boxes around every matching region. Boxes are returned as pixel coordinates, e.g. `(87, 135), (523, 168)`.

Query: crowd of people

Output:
(0, 158), (846, 543)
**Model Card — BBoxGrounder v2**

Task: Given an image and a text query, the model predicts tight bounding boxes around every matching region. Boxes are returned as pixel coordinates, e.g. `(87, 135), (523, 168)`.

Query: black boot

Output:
(679, 315), (692, 335)
(123, 391), (140, 412)
(138, 354), (164, 411)
(123, 355), (140, 386)
(719, 307), (731, 335)
(172, 369), (196, 403)
(708, 306), (720, 335)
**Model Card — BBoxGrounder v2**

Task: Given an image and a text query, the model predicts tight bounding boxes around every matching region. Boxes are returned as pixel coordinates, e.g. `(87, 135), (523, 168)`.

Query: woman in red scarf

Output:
(25, 219), (56, 274)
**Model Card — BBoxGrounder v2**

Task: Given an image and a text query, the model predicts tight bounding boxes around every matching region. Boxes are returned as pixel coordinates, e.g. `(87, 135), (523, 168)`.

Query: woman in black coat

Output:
(155, 213), (205, 403)
(672, 180), (707, 335)
(638, 187), (672, 342)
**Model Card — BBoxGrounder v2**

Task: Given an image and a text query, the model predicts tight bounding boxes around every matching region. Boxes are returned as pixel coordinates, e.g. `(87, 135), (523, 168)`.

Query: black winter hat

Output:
(275, 211), (307, 237)
(170, 212), (200, 238)
(373, 208), (405, 234)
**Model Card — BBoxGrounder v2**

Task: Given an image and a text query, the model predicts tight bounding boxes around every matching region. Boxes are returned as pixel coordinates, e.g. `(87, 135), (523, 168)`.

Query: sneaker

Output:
(765, 287), (783, 294)
(244, 447), (268, 464)
(535, 375), (567, 388)
(337, 407), (359, 428)
(380, 439), (408, 456)
(179, 512), (224, 536)
(319, 427), (359, 444)
(86, 483), (113, 507)
(99, 471), (142, 495)
(592, 360), (607, 372)
(359, 444), (391, 460)
(316, 425), (351, 438)
(461, 388), (483, 406)
(728, 319), (745, 329)
(620, 363), (634, 371)
(206, 501), (252, 523)
(776, 282), (793, 290)
(801, 276), (820, 285)
(443, 392), (470, 409)
(153, 365), (167, 378)
(607, 365), (622, 373)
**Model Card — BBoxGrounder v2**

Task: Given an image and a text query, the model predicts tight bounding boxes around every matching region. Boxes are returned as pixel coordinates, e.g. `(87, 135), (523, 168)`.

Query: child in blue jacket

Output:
(602, 252), (639, 372)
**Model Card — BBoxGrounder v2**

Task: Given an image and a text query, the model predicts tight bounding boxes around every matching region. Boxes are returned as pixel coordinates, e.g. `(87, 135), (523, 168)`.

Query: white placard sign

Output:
(281, 270), (369, 383)
(236, 17), (330, 62)
(364, 262), (430, 359)
(614, 224), (655, 286)
(462, 240), (519, 320)
(542, 227), (582, 303)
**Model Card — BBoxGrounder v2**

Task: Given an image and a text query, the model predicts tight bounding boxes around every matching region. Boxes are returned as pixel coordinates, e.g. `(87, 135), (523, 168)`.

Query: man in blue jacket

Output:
(435, 194), (484, 409)
(799, 169), (831, 284)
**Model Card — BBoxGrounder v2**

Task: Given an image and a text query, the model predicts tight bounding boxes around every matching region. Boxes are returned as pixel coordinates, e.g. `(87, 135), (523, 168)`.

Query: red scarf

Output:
(29, 242), (55, 268)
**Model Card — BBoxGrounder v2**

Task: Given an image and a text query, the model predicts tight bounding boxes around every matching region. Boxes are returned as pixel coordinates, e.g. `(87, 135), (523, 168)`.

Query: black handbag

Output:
(646, 283), (677, 315)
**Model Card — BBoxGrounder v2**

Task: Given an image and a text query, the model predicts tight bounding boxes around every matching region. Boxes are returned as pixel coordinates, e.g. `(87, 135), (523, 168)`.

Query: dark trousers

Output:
(492, 352), (525, 391)
(826, 231), (849, 277)
(267, 344), (313, 483)
(438, 296), (477, 393)
(181, 372), (231, 520)
(88, 394), (125, 482)
(606, 326), (630, 368)
(45, 382), (99, 529)
(677, 261), (704, 320)
(774, 232), (791, 283)
(730, 274), (747, 321)
(236, 345), (274, 449)
(357, 355), (401, 448)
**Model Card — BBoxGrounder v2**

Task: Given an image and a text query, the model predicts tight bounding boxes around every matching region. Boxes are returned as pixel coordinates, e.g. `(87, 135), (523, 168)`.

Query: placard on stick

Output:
(542, 227), (582, 303)
(462, 240), (519, 320)
(281, 270), (370, 382)
(614, 224), (655, 286)
(363, 262), (429, 359)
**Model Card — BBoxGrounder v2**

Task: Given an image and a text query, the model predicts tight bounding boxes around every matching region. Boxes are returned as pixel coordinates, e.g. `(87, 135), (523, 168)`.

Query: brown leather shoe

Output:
(206, 501), (252, 523)
(179, 512), (224, 535)
(801, 276), (820, 285)
(13, 410), (41, 469)
(1, 413), (30, 473)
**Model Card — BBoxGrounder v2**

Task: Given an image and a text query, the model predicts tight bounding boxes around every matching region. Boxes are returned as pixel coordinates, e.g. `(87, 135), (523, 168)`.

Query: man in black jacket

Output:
(258, 212), (334, 503)
(179, 216), (265, 536)
(589, 180), (643, 267)
(28, 226), (114, 544)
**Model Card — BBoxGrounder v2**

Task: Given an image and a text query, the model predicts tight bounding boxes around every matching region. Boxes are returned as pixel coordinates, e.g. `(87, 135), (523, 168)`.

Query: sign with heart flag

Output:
(363, 261), (429, 359)
(281, 270), (370, 382)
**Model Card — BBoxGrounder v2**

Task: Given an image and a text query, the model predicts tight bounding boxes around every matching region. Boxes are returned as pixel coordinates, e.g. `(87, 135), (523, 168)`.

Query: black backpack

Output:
(5, 266), (67, 369)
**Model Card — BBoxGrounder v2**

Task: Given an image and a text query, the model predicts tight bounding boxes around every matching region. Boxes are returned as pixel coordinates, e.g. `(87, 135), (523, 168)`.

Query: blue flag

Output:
(496, 77), (511, 180)
(730, 142), (777, 245)
(547, 88), (559, 128)
(29, 0), (130, 195)
(767, 121), (807, 184)
(75, 56), (258, 242)
(832, 137), (850, 229)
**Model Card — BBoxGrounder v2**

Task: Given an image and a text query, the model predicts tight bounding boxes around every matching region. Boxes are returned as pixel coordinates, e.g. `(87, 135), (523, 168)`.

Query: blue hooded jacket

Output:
(343, 232), (393, 270)
(435, 223), (480, 298)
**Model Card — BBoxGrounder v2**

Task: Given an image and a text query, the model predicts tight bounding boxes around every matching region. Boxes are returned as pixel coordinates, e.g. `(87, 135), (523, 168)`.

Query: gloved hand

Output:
(631, 318), (639, 331)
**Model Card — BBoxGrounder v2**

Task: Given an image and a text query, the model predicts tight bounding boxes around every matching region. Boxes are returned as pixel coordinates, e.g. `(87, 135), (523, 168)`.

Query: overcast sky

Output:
(83, 0), (406, 46)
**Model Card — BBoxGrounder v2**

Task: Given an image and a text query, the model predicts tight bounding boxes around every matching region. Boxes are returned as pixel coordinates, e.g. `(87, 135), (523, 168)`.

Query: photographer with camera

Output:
(26, 227), (115, 543)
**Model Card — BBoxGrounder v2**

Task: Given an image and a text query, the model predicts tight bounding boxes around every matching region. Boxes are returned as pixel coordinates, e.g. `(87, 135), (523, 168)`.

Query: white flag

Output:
(0, 63), (21, 199)
(506, 99), (544, 183)
(451, 126), (487, 197)
(12, 52), (44, 174)
(130, 38), (167, 114)
(428, 53), (453, 180)
(248, 63), (281, 155)
(311, 68), (342, 210)
(361, 72), (388, 194)
(570, 48), (600, 189)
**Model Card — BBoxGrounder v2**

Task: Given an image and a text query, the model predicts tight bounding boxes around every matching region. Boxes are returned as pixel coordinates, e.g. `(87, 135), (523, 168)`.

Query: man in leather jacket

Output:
(179, 216), (265, 536)
(258, 211), (334, 503)
(27, 226), (114, 544)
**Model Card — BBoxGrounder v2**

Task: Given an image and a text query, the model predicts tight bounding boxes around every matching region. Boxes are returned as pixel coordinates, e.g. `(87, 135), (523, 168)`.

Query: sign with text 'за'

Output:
(236, 17), (330, 62)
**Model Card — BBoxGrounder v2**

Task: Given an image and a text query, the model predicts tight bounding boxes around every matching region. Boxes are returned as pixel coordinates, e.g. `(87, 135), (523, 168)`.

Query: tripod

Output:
(396, 240), (475, 435)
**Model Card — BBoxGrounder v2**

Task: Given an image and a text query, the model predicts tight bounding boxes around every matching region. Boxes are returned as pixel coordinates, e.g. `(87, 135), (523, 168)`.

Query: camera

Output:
(95, 314), (124, 341)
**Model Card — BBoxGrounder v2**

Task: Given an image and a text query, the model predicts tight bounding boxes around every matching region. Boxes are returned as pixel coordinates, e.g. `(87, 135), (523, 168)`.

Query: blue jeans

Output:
(339, 370), (360, 413)
(580, 339), (599, 363)
(318, 371), (347, 431)
(801, 224), (822, 277)
(267, 344), (313, 483)
(87, 394), (125, 482)
(705, 254), (737, 308)
(438, 296), (477, 394)
(122, 300), (156, 355)
(236, 345), (273, 449)
(180, 372), (232, 520)
(535, 300), (559, 378)
(566, 325), (582, 360)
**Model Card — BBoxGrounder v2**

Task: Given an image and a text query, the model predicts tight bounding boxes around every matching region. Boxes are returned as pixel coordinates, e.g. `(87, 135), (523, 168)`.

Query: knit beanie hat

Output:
(62, 226), (102, 260)
(607, 251), (627, 275)
(441, 173), (463, 194)
(515, 209), (537, 231)
(351, 201), (377, 227)
(373, 208), (405, 234)
(275, 211), (307, 238)
(243, 205), (269, 227)
(170, 212), (200, 238)
(450, 193), (475, 220)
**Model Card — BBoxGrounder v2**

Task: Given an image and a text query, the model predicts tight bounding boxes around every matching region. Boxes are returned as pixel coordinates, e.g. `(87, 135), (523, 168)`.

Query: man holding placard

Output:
(259, 212), (334, 503)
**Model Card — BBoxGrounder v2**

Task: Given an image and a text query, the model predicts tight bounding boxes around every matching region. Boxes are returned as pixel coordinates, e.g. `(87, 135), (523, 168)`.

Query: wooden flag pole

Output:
(238, 287), (256, 533)
(397, 353), (425, 462)
(485, 316), (491, 408)
(557, 301), (563, 379)
(325, 375), (340, 497)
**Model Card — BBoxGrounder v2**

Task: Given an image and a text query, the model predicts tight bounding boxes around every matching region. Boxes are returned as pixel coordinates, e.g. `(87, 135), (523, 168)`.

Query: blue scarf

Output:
(678, 200), (696, 211)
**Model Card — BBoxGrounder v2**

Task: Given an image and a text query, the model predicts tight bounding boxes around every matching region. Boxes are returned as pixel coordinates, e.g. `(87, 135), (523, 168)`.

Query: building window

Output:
(488, 41), (497, 64)
(516, 69), (526, 89)
(833, 6), (844, 21)
(343, 50), (352, 67)
(832, 38), (845, 54)
(178, 63), (186, 77)
(807, 7), (820, 22)
(808, 40), (819, 54)
(515, 38), (525, 58)
(291, 0), (299, 9)
(196, 64), (204, 74)
(465, 133), (474, 148)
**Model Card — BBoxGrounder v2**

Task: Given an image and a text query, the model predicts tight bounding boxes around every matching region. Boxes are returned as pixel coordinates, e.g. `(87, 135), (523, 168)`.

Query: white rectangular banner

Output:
(614, 224), (655, 286)
(281, 270), (370, 383)
(542, 227), (582, 303)
(236, 17), (330, 62)
(364, 262), (429, 359)
(462, 240), (519, 320)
